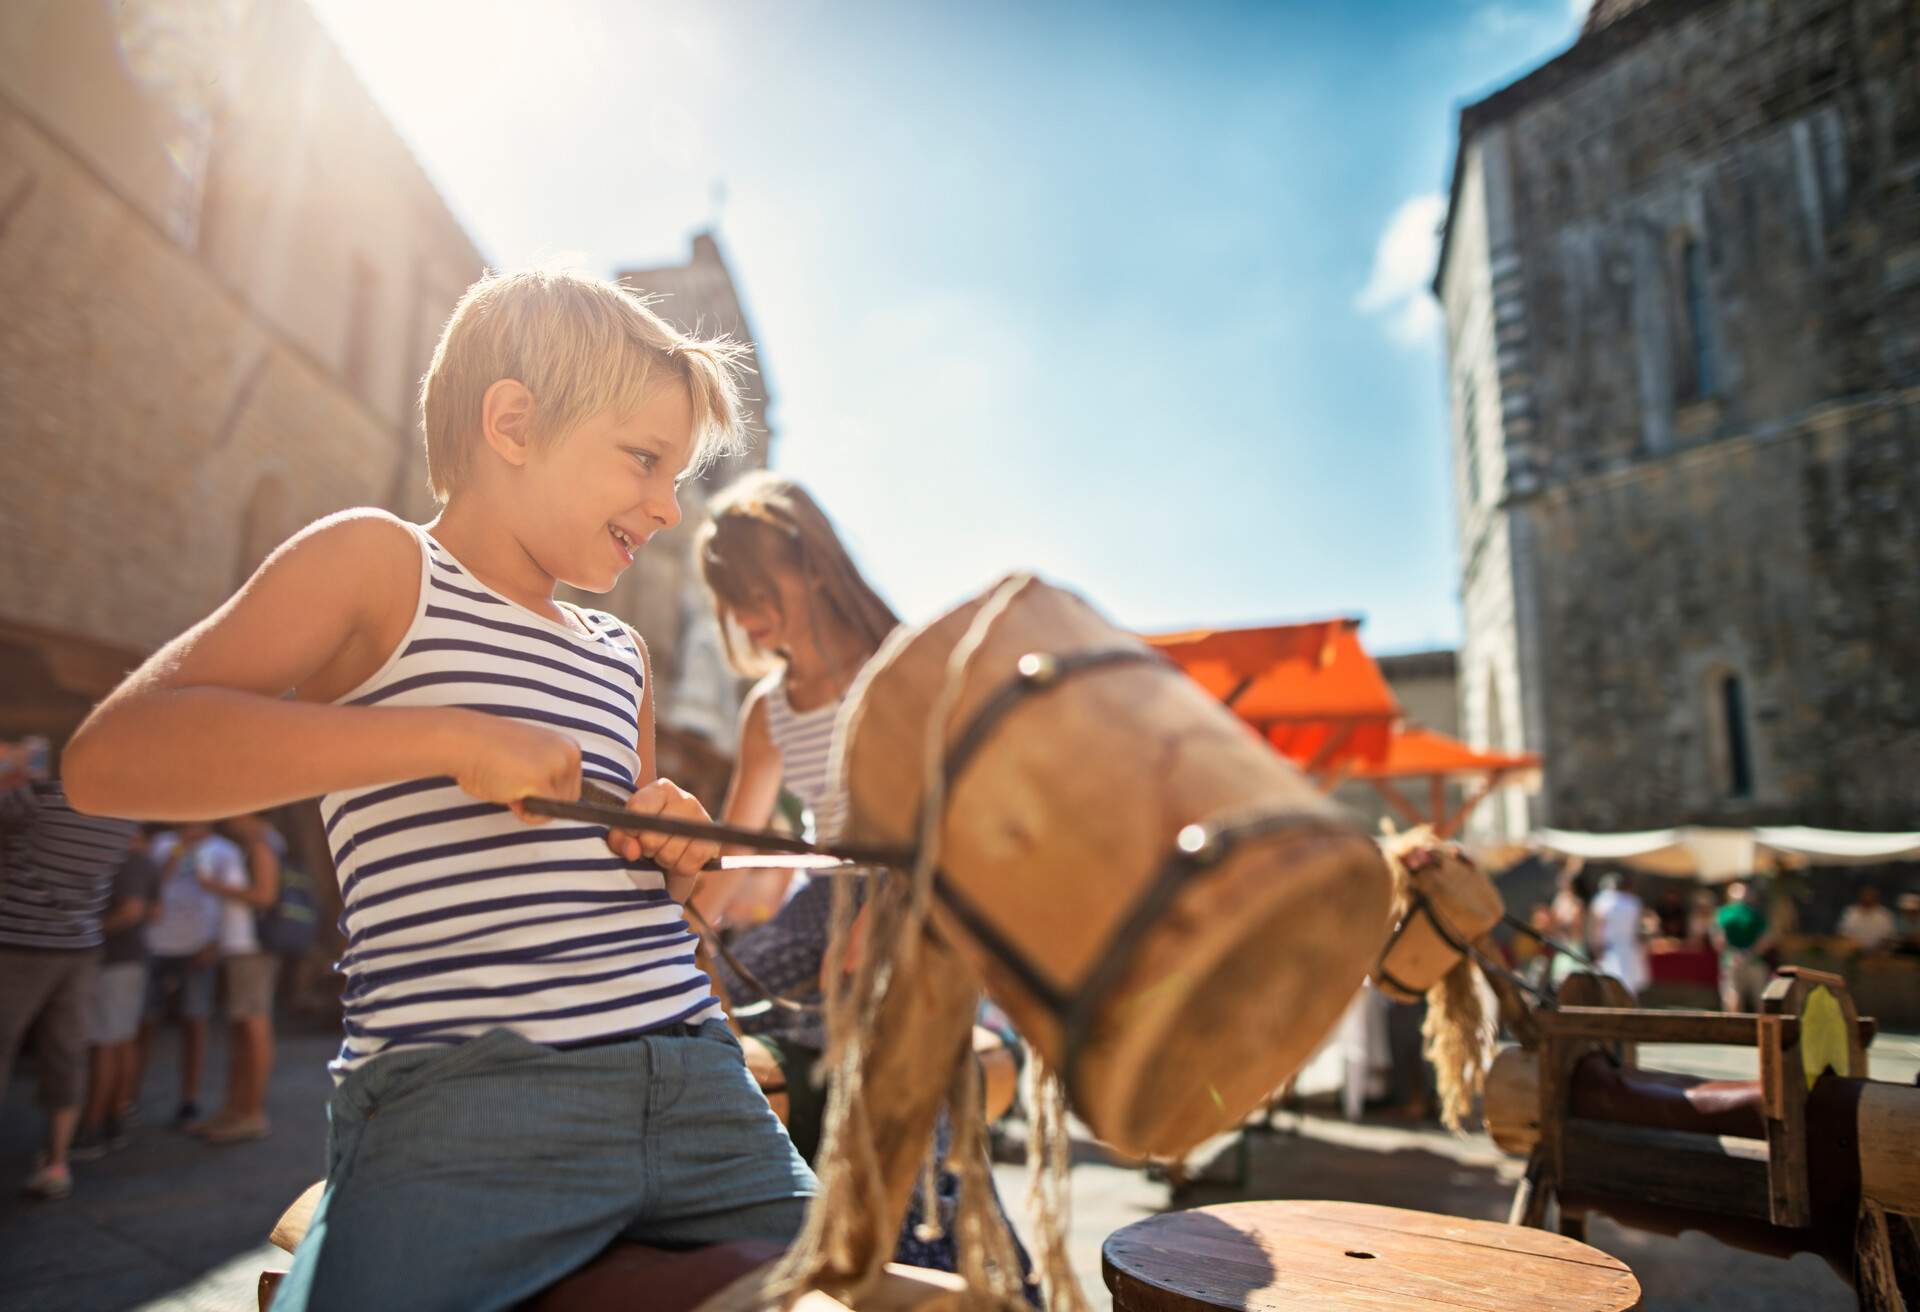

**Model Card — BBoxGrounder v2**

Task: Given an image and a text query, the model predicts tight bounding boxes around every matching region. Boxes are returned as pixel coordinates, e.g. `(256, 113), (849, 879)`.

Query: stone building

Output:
(1434, 0), (1920, 840)
(0, 0), (484, 742)
(0, 5), (772, 814)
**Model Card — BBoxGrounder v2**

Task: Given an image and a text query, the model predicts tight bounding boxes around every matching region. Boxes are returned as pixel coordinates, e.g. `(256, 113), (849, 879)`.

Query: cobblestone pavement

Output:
(5, 1026), (1913, 1310)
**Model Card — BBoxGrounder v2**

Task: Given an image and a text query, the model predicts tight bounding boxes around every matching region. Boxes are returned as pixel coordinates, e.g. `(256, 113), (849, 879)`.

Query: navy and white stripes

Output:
(759, 672), (848, 844)
(0, 781), (137, 950)
(318, 526), (717, 1077)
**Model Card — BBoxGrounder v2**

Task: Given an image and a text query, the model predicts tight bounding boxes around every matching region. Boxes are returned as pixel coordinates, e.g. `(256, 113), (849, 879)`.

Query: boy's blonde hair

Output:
(420, 265), (750, 502)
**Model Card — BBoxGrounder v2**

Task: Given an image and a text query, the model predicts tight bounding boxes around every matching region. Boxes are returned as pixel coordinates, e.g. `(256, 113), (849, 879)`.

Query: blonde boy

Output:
(66, 268), (814, 1309)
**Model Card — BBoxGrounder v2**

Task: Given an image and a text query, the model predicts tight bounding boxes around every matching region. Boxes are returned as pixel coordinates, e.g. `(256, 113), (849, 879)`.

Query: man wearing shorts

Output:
(142, 824), (227, 1127)
(0, 745), (137, 1200)
(71, 830), (161, 1159)
(198, 815), (281, 1142)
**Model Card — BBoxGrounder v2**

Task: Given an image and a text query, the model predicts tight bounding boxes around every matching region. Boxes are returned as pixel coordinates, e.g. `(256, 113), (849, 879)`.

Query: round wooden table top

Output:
(1103, 1201), (1641, 1312)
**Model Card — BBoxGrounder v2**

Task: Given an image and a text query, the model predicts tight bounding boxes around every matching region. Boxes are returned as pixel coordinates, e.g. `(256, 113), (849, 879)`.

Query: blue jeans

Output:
(273, 1020), (815, 1311)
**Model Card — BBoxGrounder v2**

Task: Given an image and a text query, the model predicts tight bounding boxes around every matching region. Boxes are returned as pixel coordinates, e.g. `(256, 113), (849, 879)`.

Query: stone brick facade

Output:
(1435, 0), (1920, 836)
(0, 0), (484, 741)
(0, 3), (774, 812)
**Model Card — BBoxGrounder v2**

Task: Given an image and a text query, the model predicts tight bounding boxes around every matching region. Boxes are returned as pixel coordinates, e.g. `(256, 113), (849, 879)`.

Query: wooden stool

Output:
(1103, 1201), (1640, 1312)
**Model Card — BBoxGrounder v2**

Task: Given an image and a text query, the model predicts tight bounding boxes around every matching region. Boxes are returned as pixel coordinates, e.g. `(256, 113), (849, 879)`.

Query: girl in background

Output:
(692, 472), (1033, 1294)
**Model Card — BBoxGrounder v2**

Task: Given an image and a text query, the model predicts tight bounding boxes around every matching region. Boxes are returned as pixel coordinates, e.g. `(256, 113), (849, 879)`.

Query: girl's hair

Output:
(696, 471), (898, 678)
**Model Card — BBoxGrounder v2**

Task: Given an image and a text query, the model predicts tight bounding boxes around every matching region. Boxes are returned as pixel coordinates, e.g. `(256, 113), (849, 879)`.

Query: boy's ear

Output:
(481, 379), (536, 468)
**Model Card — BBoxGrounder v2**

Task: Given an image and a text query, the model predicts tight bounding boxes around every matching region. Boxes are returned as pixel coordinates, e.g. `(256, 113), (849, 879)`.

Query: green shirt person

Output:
(1712, 882), (1771, 1012)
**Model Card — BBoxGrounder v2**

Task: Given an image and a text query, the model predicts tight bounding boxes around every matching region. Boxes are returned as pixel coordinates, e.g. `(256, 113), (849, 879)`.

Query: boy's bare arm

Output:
(64, 511), (581, 821)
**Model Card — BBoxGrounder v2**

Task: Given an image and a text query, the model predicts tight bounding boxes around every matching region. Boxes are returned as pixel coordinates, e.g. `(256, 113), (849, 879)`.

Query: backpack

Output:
(257, 859), (321, 957)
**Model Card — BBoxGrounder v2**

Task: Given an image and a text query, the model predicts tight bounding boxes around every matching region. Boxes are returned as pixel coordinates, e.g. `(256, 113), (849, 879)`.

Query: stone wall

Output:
(0, 97), (407, 658)
(1496, 0), (1920, 477)
(1438, 0), (1920, 837)
(1524, 393), (1920, 830)
(0, 0), (483, 740)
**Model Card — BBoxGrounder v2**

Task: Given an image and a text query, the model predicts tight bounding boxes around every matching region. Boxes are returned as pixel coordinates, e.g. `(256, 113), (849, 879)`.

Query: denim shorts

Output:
(145, 954), (214, 1021)
(271, 1019), (815, 1312)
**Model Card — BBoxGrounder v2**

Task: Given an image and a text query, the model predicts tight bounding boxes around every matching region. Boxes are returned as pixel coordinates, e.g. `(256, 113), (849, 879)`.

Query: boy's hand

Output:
(609, 778), (719, 901)
(448, 712), (582, 820)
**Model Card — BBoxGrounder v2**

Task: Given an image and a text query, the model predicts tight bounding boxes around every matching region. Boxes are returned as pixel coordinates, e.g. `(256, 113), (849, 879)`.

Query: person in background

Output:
(70, 827), (161, 1160)
(197, 813), (282, 1142)
(1838, 885), (1897, 956)
(1711, 881), (1771, 1012)
(140, 822), (233, 1128)
(1588, 872), (1650, 997)
(0, 741), (137, 1199)
(1895, 893), (1920, 957)
(1551, 866), (1588, 961)
(1687, 888), (1721, 947)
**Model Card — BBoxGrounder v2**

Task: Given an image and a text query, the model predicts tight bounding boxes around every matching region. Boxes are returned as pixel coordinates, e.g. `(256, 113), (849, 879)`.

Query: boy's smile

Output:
(431, 375), (701, 619)
(531, 379), (697, 593)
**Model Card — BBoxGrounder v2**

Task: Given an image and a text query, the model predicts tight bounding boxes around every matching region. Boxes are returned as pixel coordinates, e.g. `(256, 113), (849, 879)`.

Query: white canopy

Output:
(1531, 826), (1920, 883)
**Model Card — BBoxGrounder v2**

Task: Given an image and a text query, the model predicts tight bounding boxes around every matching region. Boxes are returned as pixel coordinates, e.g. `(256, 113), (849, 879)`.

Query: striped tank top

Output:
(319, 524), (718, 1078)
(759, 670), (848, 843)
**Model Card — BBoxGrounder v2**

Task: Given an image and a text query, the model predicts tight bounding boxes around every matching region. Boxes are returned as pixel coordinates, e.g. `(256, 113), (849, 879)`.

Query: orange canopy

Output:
(1350, 726), (1541, 782)
(1142, 618), (1401, 771)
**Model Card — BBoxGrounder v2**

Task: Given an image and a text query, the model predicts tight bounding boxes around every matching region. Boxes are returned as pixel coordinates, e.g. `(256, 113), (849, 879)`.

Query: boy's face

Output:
(519, 381), (696, 593)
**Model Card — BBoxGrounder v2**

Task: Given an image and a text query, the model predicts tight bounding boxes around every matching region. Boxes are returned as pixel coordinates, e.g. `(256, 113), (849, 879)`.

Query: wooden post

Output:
(1437, 770), (1506, 840)
(1510, 1148), (1551, 1228)
(1757, 967), (1861, 1229)
(1314, 758), (1358, 796)
(1368, 778), (1424, 829)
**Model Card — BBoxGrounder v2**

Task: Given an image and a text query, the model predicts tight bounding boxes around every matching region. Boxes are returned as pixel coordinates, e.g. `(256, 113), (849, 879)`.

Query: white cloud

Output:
(1356, 192), (1446, 348)
(1474, 5), (1534, 38)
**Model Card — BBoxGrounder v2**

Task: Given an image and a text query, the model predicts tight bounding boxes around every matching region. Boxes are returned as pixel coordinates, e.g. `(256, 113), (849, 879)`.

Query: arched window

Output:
(1683, 236), (1716, 398)
(1718, 671), (1753, 799)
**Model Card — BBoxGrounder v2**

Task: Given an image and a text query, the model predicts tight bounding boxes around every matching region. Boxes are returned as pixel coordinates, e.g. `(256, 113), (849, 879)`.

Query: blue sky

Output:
(311, 0), (1587, 650)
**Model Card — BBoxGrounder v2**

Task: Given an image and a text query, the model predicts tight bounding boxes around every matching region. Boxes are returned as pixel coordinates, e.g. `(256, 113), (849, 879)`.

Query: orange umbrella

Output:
(1142, 618), (1401, 773)
(1353, 726), (1540, 782)
(1352, 726), (1542, 838)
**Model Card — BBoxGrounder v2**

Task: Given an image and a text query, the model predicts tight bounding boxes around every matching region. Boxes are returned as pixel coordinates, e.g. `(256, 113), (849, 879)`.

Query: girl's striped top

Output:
(757, 670), (848, 844)
(713, 670), (853, 1049)
(319, 523), (718, 1078)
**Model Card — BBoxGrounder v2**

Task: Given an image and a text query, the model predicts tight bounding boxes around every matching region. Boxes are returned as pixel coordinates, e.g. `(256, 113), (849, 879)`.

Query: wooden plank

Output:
(1536, 1034), (1571, 1230)
(1536, 1007), (1876, 1050)
(1560, 1119), (1775, 1223)
(1860, 1082), (1920, 1216)
(1536, 1008), (1762, 1046)
(1759, 985), (1813, 1228)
